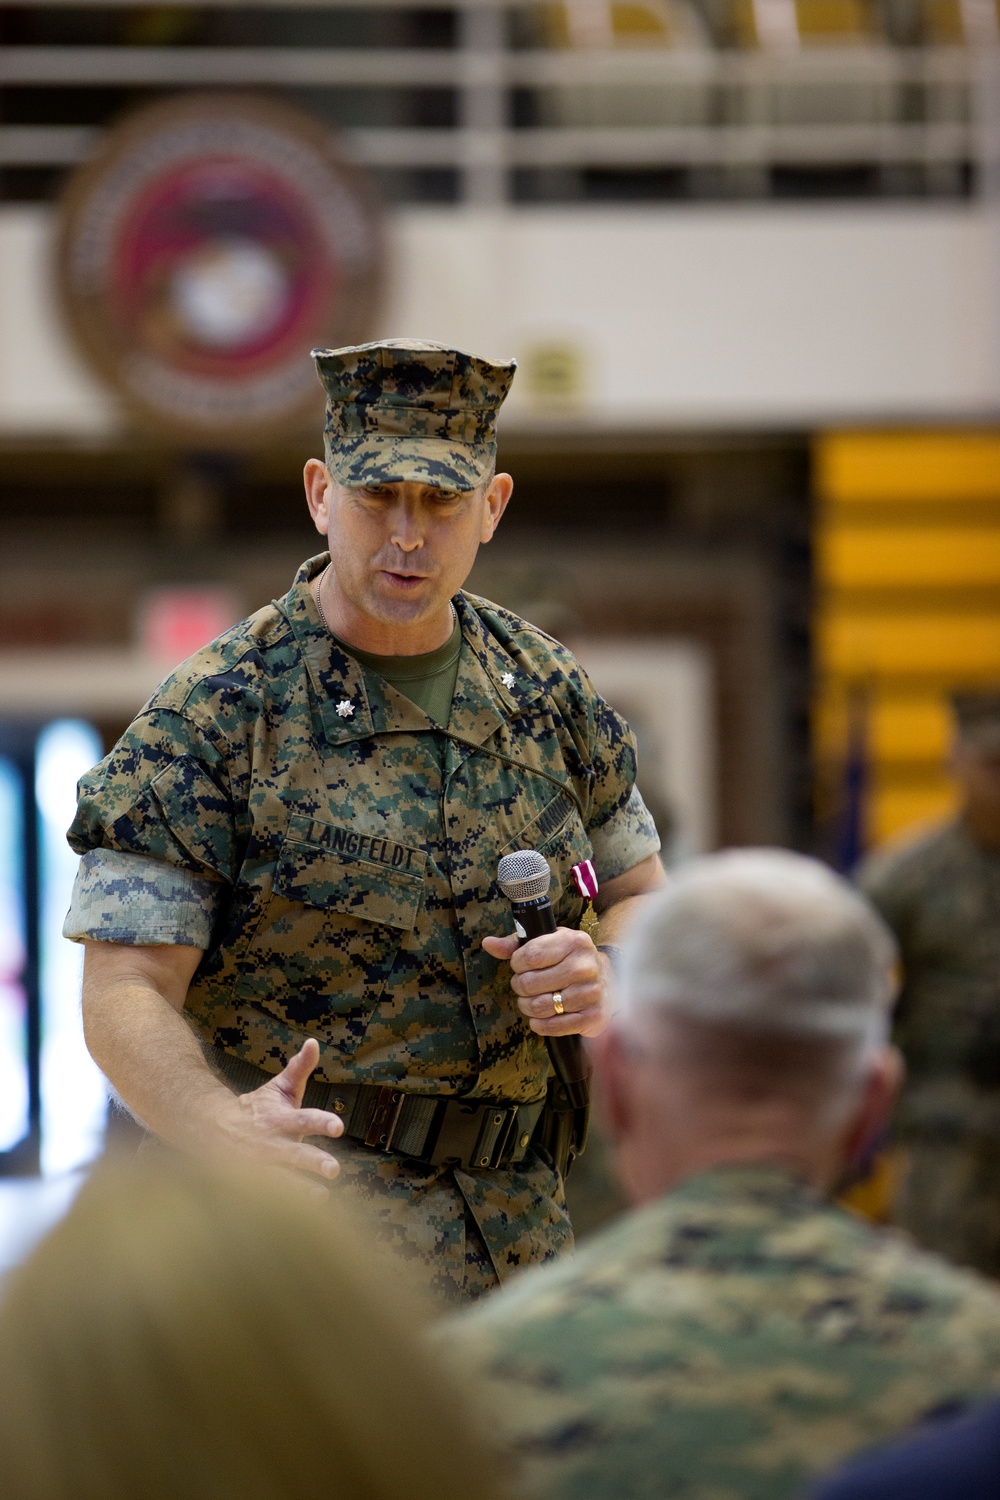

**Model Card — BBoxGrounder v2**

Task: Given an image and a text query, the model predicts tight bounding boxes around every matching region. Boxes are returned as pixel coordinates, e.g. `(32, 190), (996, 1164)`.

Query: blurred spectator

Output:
(859, 690), (1000, 1277)
(441, 850), (1000, 1500)
(0, 1157), (498, 1500)
(811, 1399), (1000, 1500)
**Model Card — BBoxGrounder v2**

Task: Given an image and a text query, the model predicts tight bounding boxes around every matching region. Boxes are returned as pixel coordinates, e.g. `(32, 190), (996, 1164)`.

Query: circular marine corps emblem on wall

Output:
(57, 93), (385, 445)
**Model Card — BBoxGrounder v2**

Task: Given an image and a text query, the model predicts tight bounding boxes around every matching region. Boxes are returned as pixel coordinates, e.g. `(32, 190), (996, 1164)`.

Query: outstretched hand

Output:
(214, 1038), (344, 1195)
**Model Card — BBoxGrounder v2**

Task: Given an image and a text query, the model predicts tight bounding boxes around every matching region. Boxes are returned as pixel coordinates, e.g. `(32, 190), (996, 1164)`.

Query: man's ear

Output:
(841, 1044), (905, 1167)
(480, 472), (513, 544)
(304, 458), (333, 536)
(591, 1026), (633, 1146)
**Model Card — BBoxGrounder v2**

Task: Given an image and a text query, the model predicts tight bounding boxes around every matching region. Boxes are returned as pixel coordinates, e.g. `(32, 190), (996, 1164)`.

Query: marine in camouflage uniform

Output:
(858, 691), (1000, 1278)
(442, 850), (1000, 1498)
(65, 340), (663, 1302)
(443, 1164), (1000, 1500)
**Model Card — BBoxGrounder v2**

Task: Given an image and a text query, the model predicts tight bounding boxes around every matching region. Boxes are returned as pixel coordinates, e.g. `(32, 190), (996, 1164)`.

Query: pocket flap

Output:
(275, 816), (425, 932)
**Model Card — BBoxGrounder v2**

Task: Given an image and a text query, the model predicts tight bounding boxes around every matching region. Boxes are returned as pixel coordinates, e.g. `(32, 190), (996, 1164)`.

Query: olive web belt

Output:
(210, 1046), (545, 1173)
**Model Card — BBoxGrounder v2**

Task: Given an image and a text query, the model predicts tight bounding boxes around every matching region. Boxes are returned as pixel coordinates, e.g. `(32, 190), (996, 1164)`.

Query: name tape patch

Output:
(328, 825), (418, 871)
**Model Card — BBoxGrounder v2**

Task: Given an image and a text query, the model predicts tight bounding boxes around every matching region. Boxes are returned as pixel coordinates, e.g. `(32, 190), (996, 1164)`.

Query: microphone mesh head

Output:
(497, 849), (551, 902)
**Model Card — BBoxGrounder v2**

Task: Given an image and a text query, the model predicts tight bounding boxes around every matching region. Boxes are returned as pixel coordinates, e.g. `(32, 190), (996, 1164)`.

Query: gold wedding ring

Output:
(552, 992), (565, 1016)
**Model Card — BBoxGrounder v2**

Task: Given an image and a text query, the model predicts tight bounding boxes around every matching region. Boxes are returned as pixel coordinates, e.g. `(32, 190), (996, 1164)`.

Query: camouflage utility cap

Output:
(313, 338), (517, 491)
(953, 689), (1000, 752)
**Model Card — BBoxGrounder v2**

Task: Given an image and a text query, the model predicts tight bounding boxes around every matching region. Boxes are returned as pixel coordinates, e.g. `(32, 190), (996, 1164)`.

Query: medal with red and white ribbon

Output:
(571, 859), (600, 941)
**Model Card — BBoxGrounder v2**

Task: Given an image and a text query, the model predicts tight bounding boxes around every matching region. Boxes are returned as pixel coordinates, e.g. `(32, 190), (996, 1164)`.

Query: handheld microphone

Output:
(496, 850), (590, 1111)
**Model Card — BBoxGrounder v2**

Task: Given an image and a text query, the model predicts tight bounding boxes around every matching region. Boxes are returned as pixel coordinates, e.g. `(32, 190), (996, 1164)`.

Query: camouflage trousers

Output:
(893, 1138), (1000, 1279)
(138, 1126), (572, 1303)
(207, 1051), (574, 1301)
(319, 1133), (574, 1303)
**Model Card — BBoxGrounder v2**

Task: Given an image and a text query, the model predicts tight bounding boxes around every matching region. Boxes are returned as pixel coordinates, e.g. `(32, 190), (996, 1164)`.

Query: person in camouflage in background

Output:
(858, 690), (1000, 1278)
(442, 851), (1000, 1500)
(65, 339), (666, 1302)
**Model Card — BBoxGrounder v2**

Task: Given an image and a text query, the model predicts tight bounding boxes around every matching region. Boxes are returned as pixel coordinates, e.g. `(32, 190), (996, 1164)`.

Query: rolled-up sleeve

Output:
(580, 679), (661, 881)
(64, 848), (224, 947)
(65, 704), (240, 947)
(589, 784), (660, 882)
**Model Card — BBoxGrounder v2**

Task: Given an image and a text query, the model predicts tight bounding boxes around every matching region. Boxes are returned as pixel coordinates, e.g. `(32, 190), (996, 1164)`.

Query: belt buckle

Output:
(364, 1086), (406, 1152)
(473, 1105), (517, 1170)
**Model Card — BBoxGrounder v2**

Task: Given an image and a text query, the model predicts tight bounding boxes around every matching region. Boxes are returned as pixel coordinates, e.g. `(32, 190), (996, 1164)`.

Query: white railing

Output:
(1, 0), (997, 204)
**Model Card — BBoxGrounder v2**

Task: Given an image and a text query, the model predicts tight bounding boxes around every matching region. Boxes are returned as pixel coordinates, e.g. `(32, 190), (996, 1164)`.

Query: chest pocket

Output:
(235, 815), (425, 1051)
(503, 789), (593, 929)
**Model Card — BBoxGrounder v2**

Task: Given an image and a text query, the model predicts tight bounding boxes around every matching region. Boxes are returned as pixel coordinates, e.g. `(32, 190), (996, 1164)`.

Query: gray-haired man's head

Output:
(598, 849), (901, 1204)
(619, 848), (897, 1051)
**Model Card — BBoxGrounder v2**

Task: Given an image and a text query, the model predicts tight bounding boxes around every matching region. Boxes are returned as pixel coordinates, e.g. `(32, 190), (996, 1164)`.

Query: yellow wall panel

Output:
(815, 430), (1000, 854)
(818, 613), (1000, 676)
(818, 526), (1000, 589)
(814, 693), (951, 761)
(796, 0), (876, 36)
(817, 432), (1000, 503)
(870, 696), (952, 760)
(870, 780), (958, 845)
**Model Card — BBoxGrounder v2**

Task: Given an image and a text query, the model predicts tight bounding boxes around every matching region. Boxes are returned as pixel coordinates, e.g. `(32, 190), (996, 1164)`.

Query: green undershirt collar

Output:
(330, 611), (463, 726)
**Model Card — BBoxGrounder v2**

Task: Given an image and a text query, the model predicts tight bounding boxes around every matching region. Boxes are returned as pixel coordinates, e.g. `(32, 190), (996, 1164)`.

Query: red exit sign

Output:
(139, 587), (241, 665)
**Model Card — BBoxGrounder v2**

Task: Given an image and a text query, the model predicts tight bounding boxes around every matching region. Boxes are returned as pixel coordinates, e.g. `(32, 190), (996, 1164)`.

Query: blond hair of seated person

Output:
(0, 1156), (499, 1500)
